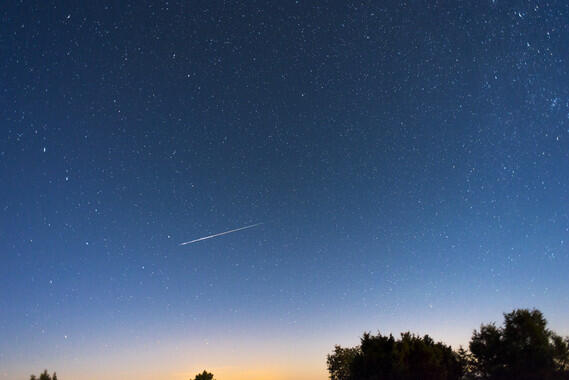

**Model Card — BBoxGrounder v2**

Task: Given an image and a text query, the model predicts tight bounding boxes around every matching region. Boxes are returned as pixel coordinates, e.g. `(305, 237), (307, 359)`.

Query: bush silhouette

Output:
(30, 370), (57, 380)
(193, 370), (215, 380)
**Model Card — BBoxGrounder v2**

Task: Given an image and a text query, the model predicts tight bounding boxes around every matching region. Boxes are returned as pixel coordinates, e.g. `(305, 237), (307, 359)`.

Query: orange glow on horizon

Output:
(172, 365), (327, 380)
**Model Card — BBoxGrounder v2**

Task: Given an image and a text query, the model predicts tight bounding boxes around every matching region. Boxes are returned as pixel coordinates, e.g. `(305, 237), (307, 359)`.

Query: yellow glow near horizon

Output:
(173, 365), (327, 380)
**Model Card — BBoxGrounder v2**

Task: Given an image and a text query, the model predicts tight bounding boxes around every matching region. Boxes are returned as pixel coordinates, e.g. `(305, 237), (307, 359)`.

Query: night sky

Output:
(2, 1), (569, 379)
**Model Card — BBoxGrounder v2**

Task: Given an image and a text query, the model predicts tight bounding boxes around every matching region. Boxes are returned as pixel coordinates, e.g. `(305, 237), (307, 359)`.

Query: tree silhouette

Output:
(29, 370), (57, 380)
(193, 370), (215, 380)
(469, 308), (569, 380)
(327, 332), (463, 380)
(327, 345), (360, 380)
(327, 308), (569, 380)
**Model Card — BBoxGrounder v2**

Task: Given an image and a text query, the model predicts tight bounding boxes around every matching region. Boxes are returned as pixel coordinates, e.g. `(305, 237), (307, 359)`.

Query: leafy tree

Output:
(193, 370), (215, 380)
(327, 345), (360, 380)
(469, 308), (569, 380)
(552, 334), (569, 371)
(327, 332), (463, 380)
(469, 322), (504, 378)
(456, 347), (476, 380)
(328, 309), (569, 380)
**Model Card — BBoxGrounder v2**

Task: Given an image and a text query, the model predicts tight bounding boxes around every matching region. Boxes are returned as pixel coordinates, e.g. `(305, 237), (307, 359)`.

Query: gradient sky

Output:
(2, 1), (569, 379)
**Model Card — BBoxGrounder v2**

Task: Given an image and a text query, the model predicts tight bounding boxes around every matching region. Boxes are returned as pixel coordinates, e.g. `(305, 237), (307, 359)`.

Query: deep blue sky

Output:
(1, 1), (569, 379)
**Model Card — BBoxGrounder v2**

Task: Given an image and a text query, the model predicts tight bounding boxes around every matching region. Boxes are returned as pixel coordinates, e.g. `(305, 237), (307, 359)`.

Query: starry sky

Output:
(1, 1), (569, 379)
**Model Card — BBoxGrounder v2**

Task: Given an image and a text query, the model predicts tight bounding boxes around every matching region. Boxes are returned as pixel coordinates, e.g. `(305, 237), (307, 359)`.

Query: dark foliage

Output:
(328, 332), (463, 380)
(469, 309), (569, 380)
(328, 309), (569, 380)
(193, 370), (215, 380)
(29, 370), (57, 380)
(327, 345), (361, 380)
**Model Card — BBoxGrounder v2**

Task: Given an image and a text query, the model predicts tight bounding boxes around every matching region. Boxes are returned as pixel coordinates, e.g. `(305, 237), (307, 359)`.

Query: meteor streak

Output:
(179, 223), (263, 246)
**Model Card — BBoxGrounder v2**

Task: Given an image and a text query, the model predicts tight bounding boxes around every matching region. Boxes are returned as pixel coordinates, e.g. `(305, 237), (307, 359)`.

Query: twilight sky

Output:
(1, 1), (569, 379)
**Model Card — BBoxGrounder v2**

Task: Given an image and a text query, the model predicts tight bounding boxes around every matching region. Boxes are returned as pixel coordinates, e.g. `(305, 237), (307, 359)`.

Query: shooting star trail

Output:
(179, 223), (263, 246)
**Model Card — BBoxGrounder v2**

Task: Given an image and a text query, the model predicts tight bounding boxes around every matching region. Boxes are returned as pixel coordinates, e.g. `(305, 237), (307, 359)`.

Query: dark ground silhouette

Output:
(28, 309), (569, 380)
